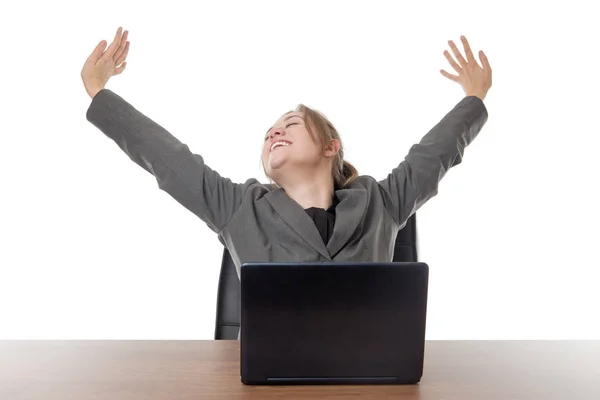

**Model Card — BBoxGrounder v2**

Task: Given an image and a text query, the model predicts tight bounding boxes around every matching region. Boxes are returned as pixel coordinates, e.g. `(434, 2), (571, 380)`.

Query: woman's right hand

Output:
(81, 27), (130, 99)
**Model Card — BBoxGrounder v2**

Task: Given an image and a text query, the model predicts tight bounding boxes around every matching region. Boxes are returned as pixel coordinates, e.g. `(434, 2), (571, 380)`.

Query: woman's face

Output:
(262, 111), (324, 179)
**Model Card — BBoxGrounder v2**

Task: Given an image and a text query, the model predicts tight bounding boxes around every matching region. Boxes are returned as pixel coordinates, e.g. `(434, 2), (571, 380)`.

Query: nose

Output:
(268, 128), (285, 140)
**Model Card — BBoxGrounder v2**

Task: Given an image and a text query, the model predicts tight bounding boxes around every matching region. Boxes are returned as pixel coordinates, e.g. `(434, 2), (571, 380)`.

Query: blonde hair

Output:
(263, 104), (359, 190)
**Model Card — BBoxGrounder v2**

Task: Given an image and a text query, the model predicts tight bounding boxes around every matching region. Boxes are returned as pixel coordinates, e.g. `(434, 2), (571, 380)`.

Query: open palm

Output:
(81, 27), (130, 99)
(440, 36), (492, 101)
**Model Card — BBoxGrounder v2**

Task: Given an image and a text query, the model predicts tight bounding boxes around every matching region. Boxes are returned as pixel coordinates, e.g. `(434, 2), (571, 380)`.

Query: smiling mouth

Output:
(270, 141), (291, 152)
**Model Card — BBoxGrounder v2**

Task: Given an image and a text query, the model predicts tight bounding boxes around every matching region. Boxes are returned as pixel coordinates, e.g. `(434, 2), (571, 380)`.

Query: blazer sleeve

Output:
(85, 89), (251, 233)
(378, 95), (489, 226)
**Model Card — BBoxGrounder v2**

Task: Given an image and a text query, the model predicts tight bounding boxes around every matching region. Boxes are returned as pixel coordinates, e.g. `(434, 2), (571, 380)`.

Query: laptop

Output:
(240, 261), (429, 384)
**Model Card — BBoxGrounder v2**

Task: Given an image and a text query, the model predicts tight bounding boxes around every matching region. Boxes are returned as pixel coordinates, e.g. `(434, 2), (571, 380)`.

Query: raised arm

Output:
(378, 36), (492, 226)
(81, 27), (250, 233)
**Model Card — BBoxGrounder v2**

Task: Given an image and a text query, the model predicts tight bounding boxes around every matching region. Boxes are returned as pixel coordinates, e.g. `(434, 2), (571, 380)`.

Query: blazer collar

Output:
(264, 183), (368, 260)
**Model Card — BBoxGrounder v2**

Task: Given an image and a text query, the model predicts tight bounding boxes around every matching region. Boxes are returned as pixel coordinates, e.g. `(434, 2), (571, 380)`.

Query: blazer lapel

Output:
(264, 188), (331, 260)
(326, 187), (368, 258)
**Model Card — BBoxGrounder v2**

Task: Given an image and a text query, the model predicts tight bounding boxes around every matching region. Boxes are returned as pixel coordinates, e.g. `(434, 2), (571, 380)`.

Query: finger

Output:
(114, 30), (129, 61)
(448, 40), (467, 67)
(443, 50), (462, 74)
(460, 35), (476, 64)
(102, 27), (123, 60)
(440, 69), (460, 82)
(115, 41), (130, 66)
(84, 40), (107, 66)
(113, 61), (127, 76)
(479, 50), (491, 73)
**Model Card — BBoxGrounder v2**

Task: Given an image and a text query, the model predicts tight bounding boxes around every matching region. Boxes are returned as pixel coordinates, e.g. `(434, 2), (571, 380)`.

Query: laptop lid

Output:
(240, 262), (429, 384)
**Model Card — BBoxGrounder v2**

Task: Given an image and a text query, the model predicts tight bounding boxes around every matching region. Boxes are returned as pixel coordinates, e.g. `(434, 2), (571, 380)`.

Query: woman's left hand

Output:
(441, 36), (492, 101)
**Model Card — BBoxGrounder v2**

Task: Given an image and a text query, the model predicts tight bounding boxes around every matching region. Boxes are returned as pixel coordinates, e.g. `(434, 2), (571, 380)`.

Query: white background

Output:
(1, 0), (598, 339)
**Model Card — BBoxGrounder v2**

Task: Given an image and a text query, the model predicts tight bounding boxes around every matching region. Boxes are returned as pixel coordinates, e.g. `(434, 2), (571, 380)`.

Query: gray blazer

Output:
(86, 90), (488, 275)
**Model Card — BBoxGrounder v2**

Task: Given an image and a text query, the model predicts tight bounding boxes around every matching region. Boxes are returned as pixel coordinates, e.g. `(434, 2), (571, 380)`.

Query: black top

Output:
(304, 194), (340, 245)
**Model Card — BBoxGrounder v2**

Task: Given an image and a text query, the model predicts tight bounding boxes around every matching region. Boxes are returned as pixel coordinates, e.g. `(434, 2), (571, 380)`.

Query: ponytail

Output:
(335, 160), (359, 189)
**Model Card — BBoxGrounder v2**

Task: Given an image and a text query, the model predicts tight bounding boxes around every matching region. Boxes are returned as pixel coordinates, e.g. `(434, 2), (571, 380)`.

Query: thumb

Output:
(85, 40), (107, 66)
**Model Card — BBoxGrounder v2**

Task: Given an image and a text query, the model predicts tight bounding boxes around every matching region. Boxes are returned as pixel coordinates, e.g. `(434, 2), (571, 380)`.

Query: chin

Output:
(267, 154), (287, 171)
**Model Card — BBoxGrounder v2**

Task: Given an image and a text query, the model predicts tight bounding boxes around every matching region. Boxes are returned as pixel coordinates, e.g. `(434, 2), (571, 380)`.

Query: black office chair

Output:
(214, 213), (419, 340)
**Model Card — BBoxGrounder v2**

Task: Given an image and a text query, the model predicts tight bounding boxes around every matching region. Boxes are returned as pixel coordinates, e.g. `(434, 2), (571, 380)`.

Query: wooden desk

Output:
(0, 340), (598, 399)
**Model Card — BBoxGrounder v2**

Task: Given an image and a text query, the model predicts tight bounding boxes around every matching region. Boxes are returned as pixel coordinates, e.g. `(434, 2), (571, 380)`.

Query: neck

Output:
(277, 168), (335, 210)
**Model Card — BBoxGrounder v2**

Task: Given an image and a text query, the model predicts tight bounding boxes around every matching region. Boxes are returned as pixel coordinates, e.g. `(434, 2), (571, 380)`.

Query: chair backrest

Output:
(214, 213), (418, 340)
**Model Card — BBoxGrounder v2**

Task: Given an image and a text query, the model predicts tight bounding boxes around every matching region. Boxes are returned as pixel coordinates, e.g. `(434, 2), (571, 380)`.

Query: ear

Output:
(323, 139), (341, 158)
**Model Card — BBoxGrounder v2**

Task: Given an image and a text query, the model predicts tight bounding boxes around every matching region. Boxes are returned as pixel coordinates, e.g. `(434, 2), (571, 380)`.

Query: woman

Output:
(81, 27), (492, 271)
